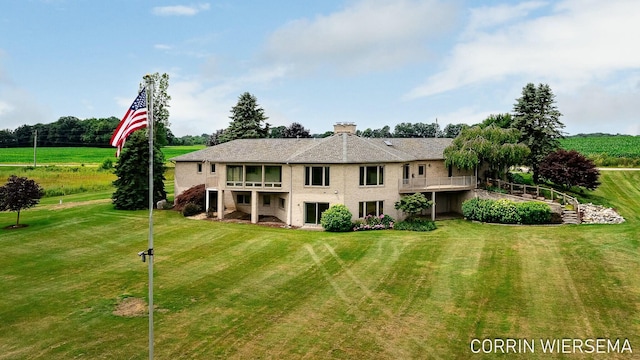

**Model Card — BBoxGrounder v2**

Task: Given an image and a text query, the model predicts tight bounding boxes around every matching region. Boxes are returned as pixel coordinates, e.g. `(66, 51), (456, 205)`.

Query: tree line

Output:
(206, 92), (468, 146)
(0, 116), (210, 148)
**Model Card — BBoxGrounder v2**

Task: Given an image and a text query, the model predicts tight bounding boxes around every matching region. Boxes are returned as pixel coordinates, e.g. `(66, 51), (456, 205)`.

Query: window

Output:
(305, 166), (330, 186)
(418, 165), (425, 176)
(197, 163), (203, 173)
(305, 202), (330, 224)
(227, 165), (243, 182)
(448, 165), (453, 177)
(359, 166), (384, 186)
(359, 201), (384, 218)
(237, 193), (251, 205)
(210, 163), (216, 173)
(226, 165), (281, 187)
(263, 195), (271, 206)
(279, 198), (286, 209)
(245, 165), (262, 185)
(264, 166), (282, 187)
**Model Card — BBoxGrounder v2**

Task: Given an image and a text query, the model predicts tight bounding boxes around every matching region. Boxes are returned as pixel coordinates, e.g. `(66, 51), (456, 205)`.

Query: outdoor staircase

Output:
(562, 207), (581, 225)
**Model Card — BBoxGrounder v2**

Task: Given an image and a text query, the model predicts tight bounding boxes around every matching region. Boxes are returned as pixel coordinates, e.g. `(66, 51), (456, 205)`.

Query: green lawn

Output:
(0, 171), (638, 359)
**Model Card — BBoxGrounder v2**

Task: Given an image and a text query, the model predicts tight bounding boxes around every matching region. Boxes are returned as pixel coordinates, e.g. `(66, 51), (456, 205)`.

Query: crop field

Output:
(560, 135), (640, 167)
(0, 162), (639, 359)
(0, 145), (204, 166)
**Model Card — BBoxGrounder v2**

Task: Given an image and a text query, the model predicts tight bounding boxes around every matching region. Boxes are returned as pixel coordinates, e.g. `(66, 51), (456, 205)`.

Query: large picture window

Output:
(359, 201), (384, 218)
(226, 165), (281, 187)
(305, 166), (330, 186)
(359, 165), (384, 186)
(304, 202), (329, 224)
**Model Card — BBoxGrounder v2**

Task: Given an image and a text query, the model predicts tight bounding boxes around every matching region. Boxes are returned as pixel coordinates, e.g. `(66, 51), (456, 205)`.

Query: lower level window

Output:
(359, 201), (384, 218)
(237, 194), (251, 205)
(304, 202), (329, 224)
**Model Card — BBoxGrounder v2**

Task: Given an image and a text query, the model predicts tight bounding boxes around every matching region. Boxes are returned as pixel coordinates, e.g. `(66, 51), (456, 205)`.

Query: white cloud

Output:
(406, 0), (640, 99)
(559, 82), (640, 135)
(435, 106), (498, 127)
(465, 1), (547, 34)
(0, 87), (50, 129)
(166, 65), (288, 136)
(154, 44), (172, 51)
(152, 3), (210, 16)
(263, 0), (458, 75)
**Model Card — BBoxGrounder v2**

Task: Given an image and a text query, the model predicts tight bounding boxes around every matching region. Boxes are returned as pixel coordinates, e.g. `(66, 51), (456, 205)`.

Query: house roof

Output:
(170, 134), (453, 164)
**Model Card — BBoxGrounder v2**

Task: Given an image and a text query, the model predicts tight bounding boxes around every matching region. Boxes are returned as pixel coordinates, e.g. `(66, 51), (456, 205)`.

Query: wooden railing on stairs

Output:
(486, 178), (580, 211)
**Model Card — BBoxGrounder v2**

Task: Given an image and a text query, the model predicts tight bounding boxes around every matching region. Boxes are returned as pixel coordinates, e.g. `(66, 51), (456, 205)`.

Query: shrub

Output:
(182, 202), (203, 217)
(320, 204), (353, 232)
(99, 158), (113, 171)
(508, 172), (533, 185)
(174, 184), (205, 212)
(491, 199), (520, 224)
(393, 218), (437, 232)
(394, 193), (432, 219)
(353, 214), (394, 231)
(462, 198), (551, 224)
(516, 202), (552, 224)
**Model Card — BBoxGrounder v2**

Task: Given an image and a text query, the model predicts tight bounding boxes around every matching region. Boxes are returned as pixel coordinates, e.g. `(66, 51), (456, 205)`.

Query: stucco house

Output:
(171, 123), (477, 227)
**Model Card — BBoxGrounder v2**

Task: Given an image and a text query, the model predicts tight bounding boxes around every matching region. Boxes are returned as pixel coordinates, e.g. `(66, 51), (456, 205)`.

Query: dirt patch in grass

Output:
(113, 297), (147, 317)
(3, 224), (28, 230)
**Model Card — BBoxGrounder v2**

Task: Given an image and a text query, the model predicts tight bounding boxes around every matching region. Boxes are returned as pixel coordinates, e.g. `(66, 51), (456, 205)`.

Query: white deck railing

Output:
(399, 176), (476, 192)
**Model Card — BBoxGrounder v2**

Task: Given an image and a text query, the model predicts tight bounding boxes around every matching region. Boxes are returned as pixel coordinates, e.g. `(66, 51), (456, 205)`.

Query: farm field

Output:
(0, 169), (638, 359)
(0, 145), (204, 166)
(560, 135), (640, 167)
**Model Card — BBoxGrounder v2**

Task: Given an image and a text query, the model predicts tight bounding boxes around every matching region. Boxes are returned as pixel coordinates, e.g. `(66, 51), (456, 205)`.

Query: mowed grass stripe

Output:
(0, 171), (639, 359)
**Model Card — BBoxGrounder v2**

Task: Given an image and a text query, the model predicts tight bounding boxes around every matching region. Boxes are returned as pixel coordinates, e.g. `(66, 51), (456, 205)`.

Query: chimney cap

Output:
(333, 122), (357, 135)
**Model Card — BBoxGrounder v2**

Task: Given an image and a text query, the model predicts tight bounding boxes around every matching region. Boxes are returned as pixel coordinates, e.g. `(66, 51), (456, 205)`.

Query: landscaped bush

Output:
(393, 218), (437, 232)
(516, 201), (552, 224)
(462, 198), (551, 225)
(174, 184), (205, 212)
(181, 202), (203, 217)
(491, 199), (520, 224)
(320, 204), (353, 232)
(353, 214), (394, 231)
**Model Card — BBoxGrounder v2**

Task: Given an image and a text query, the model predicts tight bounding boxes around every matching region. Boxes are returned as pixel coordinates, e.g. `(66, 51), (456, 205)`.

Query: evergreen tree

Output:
(512, 83), (564, 183)
(479, 113), (513, 129)
(219, 92), (270, 143)
(112, 131), (166, 210)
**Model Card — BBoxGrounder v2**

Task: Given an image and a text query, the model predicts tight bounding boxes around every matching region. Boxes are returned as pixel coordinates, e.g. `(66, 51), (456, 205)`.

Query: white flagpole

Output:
(145, 75), (155, 360)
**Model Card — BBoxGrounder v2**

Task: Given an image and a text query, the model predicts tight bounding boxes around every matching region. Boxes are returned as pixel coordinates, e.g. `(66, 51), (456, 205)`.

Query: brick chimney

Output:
(333, 122), (357, 135)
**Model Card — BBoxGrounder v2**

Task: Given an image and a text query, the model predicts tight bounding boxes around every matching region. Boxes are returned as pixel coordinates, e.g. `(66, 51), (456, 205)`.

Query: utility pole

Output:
(33, 130), (37, 167)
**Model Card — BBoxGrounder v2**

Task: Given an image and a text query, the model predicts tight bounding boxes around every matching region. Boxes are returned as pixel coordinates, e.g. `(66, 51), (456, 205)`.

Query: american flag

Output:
(110, 88), (148, 157)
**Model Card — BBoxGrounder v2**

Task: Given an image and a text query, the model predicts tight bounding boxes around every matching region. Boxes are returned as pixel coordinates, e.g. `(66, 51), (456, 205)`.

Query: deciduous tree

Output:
(283, 122), (311, 138)
(144, 73), (171, 146)
(538, 149), (600, 190)
(0, 175), (44, 227)
(444, 125), (530, 179)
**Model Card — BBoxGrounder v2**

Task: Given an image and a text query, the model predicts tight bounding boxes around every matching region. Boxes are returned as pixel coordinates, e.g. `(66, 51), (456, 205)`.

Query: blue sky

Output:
(1, 0), (638, 137)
